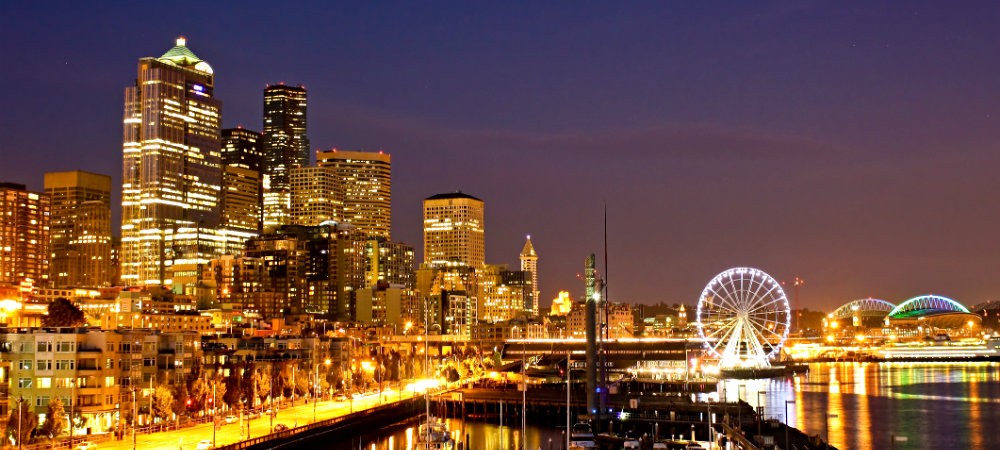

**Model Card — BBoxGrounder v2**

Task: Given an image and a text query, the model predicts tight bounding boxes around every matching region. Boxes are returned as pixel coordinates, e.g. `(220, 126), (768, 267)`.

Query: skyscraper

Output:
(520, 235), (539, 314)
(290, 165), (342, 226)
(423, 192), (485, 268)
(262, 84), (309, 231)
(0, 182), (50, 287)
(220, 165), (261, 249)
(316, 149), (392, 240)
(221, 127), (263, 173)
(120, 37), (223, 286)
(44, 171), (112, 287)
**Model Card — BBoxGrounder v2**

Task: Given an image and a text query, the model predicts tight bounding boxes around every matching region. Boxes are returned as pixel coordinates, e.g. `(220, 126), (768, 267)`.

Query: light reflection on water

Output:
(717, 362), (1000, 450)
(340, 418), (566, 450)
(344, 362), (1000, 450)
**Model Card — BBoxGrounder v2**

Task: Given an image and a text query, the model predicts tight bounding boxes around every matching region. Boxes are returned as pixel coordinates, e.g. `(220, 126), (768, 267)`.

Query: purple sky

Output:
(4, 2), (1000, 311)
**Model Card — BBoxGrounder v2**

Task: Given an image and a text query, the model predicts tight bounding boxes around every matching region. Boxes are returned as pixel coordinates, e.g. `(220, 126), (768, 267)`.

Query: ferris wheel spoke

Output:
(745, 277), (771, 310)
(747, 316), (786, 340)
(713, 279), (739, 310)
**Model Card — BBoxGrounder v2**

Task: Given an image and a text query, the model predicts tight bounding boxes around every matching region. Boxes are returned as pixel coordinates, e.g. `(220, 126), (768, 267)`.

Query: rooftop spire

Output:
(520, 235), (536, 257)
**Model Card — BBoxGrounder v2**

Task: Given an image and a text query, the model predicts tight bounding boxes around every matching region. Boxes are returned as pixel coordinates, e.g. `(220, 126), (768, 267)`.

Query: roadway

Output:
(95, 390), (416, 450)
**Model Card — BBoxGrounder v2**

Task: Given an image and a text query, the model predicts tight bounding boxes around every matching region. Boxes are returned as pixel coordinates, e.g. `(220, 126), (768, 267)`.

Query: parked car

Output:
(75, 442), (98, 450)
(224, 415), (238, 424)
(196, 440), (214, 450)
(334, 393), (348, 401)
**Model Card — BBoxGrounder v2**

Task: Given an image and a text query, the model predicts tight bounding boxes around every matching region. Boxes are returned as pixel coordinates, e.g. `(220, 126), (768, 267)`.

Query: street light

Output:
(784, 400), (795, 450)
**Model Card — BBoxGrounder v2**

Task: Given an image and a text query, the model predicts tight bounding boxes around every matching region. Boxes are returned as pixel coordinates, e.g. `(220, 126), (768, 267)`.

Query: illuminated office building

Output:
(221, 127), (263, 172)
(120, 37), (223, 286)
(262, 84), (309, 231)
(290, 166), (342, 226)
(0, 182), (50, 286)
(423, 192), (484, 268)
(316, 150), (391, 240)
(44, 171), (112, 287)
(220, 165), (261, 251)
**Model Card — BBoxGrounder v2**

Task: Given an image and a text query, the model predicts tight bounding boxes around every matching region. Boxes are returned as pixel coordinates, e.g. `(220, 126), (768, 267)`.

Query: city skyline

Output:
(5, 2), (1000, 309)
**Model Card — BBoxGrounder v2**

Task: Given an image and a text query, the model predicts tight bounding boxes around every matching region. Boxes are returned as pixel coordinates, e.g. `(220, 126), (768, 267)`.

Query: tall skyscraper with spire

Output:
(519, 235), (539, 314)
(120, 37), (223, 286)
(423, 192), (484, 268)
(262, 84), (309, 231)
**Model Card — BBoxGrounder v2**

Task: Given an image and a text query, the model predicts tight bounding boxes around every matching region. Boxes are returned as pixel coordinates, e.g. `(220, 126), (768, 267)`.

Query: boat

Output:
(569, 422), (597, 449)
(417, 415), (453, 449)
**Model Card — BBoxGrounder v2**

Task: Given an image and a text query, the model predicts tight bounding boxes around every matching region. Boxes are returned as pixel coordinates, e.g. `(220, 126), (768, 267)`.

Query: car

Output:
(196, 440), (213, 450)
(334, 393), (347, 401)
(274, 423), (289, 432)
(75, 442), (98, 450)
(224, 415), (237, 424)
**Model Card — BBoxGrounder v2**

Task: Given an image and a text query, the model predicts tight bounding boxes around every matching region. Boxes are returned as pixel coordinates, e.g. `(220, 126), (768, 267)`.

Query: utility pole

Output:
(212, 380), (217, 448)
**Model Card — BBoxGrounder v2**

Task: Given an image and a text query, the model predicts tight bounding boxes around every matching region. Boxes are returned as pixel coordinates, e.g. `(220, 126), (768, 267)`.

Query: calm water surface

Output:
(718, 362), (1000, 450)
(340, 362), (1000, 450)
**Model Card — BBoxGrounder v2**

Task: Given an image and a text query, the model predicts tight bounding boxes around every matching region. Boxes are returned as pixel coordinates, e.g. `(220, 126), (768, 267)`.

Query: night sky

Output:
(4, 2), (1000, 311)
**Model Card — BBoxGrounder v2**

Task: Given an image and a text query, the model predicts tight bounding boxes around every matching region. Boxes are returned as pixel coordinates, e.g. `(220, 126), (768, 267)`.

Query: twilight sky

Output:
(3, 1), (1000, 311)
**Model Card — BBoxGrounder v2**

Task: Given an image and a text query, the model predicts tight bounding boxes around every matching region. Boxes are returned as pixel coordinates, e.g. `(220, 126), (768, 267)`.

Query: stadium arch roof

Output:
(832, 298), (896, 320)
(887, 295), (970, 319)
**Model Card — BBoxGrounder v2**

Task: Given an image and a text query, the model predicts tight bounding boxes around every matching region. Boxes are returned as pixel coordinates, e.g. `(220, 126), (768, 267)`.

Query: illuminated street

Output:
(97, 391), (415, 450)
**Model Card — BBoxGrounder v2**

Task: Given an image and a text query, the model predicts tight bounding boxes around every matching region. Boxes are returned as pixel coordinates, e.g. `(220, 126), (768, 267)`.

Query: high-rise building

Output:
(220, 165), (261, 249)
(478, 264), (534, 323)
(423, 192), (484, 268)
(316, 150), (392, 240)
(238, 224), (366, 320)
(0, 183), (50, 287)
(262, 84), (309, 231)
(221, 127), (263, 172)
(290, 166), (342, 226)
(120, 37), (223, 286)
(44, 171), (112, 287)
(519, 235), (539, 314)
(364, 238), (414, 289)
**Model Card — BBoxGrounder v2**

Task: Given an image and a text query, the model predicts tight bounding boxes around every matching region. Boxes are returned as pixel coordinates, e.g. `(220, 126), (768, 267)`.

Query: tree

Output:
(170, 383), (189, 419)
(222, 370), (242, 410)
(42, 298), (86, 327)
(253, 370), (271, 407)
(7, 399), (38, 446)
(39, 397), (66, 439)
(151, 386), (174, 423)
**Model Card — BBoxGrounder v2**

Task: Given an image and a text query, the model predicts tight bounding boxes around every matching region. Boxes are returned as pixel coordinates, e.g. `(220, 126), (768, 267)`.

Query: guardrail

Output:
(215, 398), (422, 450)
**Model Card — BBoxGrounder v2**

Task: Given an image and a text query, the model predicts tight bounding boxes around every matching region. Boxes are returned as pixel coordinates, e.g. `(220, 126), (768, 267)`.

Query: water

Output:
(717, 362), (1000, 450)
(333, 419), (565, 450)
(339, 362), (1000, 450)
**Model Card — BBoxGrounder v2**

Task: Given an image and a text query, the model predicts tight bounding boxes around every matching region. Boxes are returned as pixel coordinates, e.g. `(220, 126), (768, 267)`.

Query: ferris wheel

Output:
(696, 267), (791, 368)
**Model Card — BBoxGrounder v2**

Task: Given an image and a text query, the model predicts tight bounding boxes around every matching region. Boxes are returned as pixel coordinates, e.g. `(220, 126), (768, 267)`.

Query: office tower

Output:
(221, 127), (263, 172)
(290, 166), (342, 226)
(316, 150), (392, 240)
(519, 235), (539, 314)
(364, 238), (414, 289)
(44, 171), (112, 287)
(423, 192), (484, 268)
(239, 224), (365, 320)
(0, 183), (50, 286)
(478, 264), (534, 323)
(262, 84), (309, 231)
(220, 166), (261, 249)
(120, 37), (223, 286)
